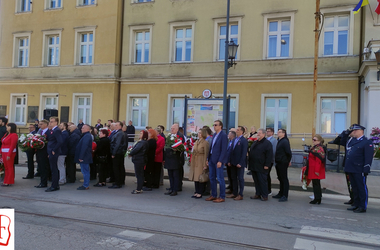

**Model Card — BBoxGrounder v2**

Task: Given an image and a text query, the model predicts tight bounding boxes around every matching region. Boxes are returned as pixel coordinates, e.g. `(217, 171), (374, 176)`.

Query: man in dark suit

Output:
(75, 124), (93, 190)
(34, 120), (50, 188)
(126, 120), (136, 146)
(206, 120), (228, 203)
(95, 119), (103, 130)
(23, 124), (37, 179)
(225, 130), (236, 195)
(77, 119), (84, 133)
(340, 124), (374, 213)
(109, 121), (126, 189)
(45, 117), (63, 192)
(228, 126), (248, 200)
(66, 125), (81, 183)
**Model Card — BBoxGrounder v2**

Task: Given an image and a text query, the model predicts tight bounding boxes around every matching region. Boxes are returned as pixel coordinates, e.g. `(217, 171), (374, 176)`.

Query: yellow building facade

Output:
(0, 0), (362, 148)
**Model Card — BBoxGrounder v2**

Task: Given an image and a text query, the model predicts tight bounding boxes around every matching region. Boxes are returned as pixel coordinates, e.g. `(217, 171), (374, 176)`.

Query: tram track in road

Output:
(2, 193), (380, 249)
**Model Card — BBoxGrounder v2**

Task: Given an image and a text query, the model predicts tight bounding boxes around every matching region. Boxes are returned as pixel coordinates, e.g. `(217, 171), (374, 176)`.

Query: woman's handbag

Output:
(198, 169), (209, 183)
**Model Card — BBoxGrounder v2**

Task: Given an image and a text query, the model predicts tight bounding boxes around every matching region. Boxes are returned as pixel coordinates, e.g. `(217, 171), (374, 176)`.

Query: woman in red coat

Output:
(1, 123), (18, 186)
(308, 134), (326, 204)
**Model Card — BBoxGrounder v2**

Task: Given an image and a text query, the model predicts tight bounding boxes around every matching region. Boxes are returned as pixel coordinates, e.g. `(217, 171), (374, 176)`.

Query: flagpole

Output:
(312, 0), (320, 137)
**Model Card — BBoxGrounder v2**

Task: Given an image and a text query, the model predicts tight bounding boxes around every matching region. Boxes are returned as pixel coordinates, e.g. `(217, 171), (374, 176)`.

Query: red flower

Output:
(175, 139), (178, 143)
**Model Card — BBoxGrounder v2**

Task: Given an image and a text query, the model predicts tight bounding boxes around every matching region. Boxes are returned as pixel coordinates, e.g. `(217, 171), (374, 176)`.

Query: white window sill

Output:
(172, 61), (193, 64)
(44, 8), (63, 12)
(15, 11), (32, 15)
(15, 65), (29, 68)
(77, 63), (94, 66)
(133, 62), (150, 65)
(321, 54), (350, 57)
(131, 1), (155, 5)
(45, 65), (60, 67)
(265, 57), (292, 60)
(76, 4), (97, 8)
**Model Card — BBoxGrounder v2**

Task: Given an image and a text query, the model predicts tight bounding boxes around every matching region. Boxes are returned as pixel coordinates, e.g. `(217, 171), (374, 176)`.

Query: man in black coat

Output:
(126, 120), (135, 146)
(45, 117), (63, 192)
(66, 125), (81, 183)
(248, 128), (273, 201)
(23, 124), (37, 179)
(34, 120), (50, 188)
(109, 121), (126, 189)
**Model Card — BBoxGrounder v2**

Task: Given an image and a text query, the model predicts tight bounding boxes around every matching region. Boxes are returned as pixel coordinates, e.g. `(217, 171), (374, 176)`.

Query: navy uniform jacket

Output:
(229, 136), (248, 168)
(47, 127), (62, 156)
(340, 134), (374, 174)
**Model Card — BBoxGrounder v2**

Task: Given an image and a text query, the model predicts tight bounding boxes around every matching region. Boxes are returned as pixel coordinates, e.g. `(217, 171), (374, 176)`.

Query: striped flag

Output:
(353, 0), (369, 14)
(376, 0), (380, 15)
(172, 140), (183, 148)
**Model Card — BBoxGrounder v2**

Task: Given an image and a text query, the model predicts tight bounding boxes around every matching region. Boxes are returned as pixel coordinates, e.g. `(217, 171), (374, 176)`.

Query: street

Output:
(1, 166), (380, 250)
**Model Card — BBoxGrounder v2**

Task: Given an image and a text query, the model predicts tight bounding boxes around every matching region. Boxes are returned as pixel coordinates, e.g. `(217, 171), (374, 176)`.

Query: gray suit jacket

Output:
(267, 136), (277, 164)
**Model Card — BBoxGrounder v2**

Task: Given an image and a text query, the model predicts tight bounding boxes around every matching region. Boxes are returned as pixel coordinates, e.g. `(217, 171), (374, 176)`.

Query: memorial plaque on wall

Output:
(0, 105), (6, 117)
(60, 106), (69, 123)
(27, 106), (39, 123)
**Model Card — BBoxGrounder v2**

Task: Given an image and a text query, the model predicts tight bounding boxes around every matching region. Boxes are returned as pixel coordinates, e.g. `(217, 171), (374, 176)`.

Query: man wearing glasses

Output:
(206, 120), (228, 203)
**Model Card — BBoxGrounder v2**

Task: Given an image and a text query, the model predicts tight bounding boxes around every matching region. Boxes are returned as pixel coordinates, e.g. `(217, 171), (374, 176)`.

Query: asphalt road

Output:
(1, 167), (380, 250)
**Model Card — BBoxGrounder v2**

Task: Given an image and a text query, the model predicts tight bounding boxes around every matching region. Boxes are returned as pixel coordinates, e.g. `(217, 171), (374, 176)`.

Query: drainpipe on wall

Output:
(358, 7), (365, 124)
(116, 0), (125, 121)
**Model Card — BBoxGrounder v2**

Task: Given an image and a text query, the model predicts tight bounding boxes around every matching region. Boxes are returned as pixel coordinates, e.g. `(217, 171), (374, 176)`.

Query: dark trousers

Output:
(112, 154), (125, 186)
(144, 162), (154, 188)
(312, 179), (322, 200)
(179, 165), (184, 189)
(267, 163), (273, 193)
(227, 166), (233, 191)
(108, 156), (115, 182)
(345, 173), (354, 200)
(97, 162), (108, 183)
(194, 181), (206, 194)
(37, 150), (49, 186)
(49, 154), (59, 188)
(90, 163), (97, 180)
(252, 171), (268, 198)
(134, 163), (145, 191)
(168, 169), (180, 192)
(152, 162), (162, 188)
(276, 162), (289, 198)
(349, 173), (368, 210)
(66, 155), (76, 182)
(26, 150), (35, 177)
(230, 165), (245, 196)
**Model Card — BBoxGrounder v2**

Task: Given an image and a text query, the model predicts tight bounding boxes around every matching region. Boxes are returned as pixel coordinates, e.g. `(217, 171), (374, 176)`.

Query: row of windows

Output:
(5, 93), (350, 135)
(12, 12), (351, 68)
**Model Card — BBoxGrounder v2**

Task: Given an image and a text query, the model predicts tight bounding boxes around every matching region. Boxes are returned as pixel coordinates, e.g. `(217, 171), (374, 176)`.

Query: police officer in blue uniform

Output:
(339, 124), (374, 213)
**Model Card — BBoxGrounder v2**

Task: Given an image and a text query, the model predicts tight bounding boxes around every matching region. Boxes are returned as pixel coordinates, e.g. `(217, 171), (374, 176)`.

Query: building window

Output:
(17, 37), (29, 67)
(16, 0), (31, 12)
(47, 35), (60, 66)
(218, 24), (238, 61)
(323, 15), (349, 56)
(127, 95), (149, 129)
(265, 98), (289, 131)
(174, 28), (192, 62)
(39, 94), (59, 119)
(171, 98), (185, 127)
(72, 94), (92, 124)
(0, 106), (7, 117)
(320, 98), (347, 134)
(46, 0), (62, 9)
(134, 31), (150, 63)
(11, 95), (27, 125)
(267, 20), (290, 58)
(80, 32), (93, 64)
(77, 0), (96, 6)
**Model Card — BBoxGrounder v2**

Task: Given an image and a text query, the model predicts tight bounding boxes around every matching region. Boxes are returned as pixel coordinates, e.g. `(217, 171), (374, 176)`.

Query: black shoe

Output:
(66, 181), (75, 183)
(34, 172), (41, 177)
(347, 206), (359, 211)
(93, 183), (105, 187)
(278, 196), (288, 202)
(35, 184), (47, 188)
(353, 208), (366, 213)
(108, 184), (121, 189)
(272, 194), (282, 199)
(45, 187), (60, 192)
(170, 192), (178, 196)
(247, 170), (252, 175)
(203, 191), (210, 196)
(178, 189), (182, 192)
(309, 199), (321, 204)
(166, 187), (171, 190)
(142, 187), (152, 191)
(23, 176), (34, 179)
(164, 191), (172, 195)
(344, 199), (354, 205)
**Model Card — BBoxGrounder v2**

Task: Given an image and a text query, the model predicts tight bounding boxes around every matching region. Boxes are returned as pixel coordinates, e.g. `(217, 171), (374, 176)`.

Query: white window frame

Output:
(126, 94), (149, 130)
(260, 94), (292, 134)
(76, 0), (97, 7)
(262, 11), (295, 60)
(129, 25), (153, 64)
(39, 93), (59, 120)
(213, 17), (242, 62)
(131, 0), (154, 3)
(15, 0), (32, 13)
(9, 93), (28, 125)
(74, 26), (96, 65)
(319, 6), (355, 57)
(169, 21), (195, 63)
(71, 93), (93, 125)
(316, 93), (351, 136)
(42, 29), (62, 67)
(166, 94), (193, 131)
(45, 0), (63, 10)
(12, 32), (32, 68)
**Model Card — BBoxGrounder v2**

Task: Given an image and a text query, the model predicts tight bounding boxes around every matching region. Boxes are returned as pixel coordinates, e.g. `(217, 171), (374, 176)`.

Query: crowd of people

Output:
(0, 116), (374, 212)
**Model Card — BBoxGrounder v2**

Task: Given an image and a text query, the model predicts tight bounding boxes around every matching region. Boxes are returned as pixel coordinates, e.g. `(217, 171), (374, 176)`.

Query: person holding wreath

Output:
(308, 134), (326, 204)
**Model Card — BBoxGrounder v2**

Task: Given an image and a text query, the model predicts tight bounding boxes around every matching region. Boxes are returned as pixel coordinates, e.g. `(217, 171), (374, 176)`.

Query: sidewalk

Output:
(14, 153), (380, 199)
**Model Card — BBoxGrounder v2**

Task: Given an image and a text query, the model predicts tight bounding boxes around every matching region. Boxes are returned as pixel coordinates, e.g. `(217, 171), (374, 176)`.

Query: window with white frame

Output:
(218, 24), (238, 61)
(77, 0), (96, 6)
(134, 31), (150, 63)
(17, 37), (29, 67)
(267, 19), (290, 58)
(46, 0), (62, 9)
(174, 27), (192, 62)
(47, 35), (60, 66)
(320, 98), (348, 134)
(45, 97), (58, 110)
(265, 98), (289, 131)
(12, 96), (26, 124)
(133, 0), (153, 3)
(16, 0), (31, 12)
(73, 96), (91, 124)
(131, 98), (148, 128)
(77, 31), (94, 65)
(171, 98), (185, 127)
(323, 15), (349, 56)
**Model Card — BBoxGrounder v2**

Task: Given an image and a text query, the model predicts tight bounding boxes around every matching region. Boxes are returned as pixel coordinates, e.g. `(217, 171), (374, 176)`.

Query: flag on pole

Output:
(376, 0), (380, 15)
(353, 0), (369, 14)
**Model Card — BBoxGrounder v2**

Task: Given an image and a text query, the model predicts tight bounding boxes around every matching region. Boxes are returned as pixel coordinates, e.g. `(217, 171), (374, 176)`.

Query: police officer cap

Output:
(349, 124), (366, 130)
